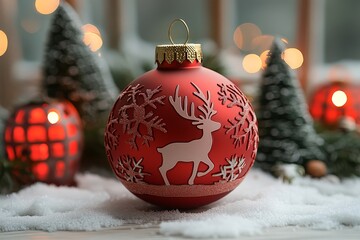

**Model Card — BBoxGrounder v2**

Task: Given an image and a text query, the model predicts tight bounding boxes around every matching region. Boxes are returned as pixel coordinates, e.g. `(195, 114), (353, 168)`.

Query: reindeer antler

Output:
(191, 82), (217, 119)
(170, 83), (217, 123)
(169, 85), (198, 121)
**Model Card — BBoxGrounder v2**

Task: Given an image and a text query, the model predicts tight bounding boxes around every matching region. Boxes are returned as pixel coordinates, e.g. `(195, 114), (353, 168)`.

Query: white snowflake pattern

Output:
(213, 155), (246, 183)
(105, 111), (119, 152)
(104, 111), (120, 165)
(218, 83), (259, 158)
(116, 155), (149, 183)
(118, 84), (167, 150)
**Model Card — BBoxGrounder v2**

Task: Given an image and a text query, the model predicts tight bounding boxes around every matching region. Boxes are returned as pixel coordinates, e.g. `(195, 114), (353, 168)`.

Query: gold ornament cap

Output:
(155, 19), (203, 64)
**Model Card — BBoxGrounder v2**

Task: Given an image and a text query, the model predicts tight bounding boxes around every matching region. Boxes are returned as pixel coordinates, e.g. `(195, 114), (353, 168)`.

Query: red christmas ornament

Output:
(3, 99), (83, 185)
(310, 81), (360, 126)
(105, 19), (258, 208)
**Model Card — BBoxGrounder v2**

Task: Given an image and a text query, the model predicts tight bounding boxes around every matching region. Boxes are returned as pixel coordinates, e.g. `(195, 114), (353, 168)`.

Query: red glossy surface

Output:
(105, 60), (258, 208)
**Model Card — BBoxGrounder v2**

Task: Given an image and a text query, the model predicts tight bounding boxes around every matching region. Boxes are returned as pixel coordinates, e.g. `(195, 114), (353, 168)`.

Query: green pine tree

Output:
(316, 117), (360, 178)
(0, 157), (34, 194)
(320, 127), (360, 178)
(255, 39), (325, 171)
(43, 2), (118, 124)
(43, 3), (119, 170)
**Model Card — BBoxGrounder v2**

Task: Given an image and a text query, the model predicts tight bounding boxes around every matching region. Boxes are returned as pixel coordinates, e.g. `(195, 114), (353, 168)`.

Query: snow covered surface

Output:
(1, 170), (360, 238)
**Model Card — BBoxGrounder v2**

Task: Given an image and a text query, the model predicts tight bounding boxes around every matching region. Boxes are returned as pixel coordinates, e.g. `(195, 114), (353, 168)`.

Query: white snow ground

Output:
(1, 170), (360, 238)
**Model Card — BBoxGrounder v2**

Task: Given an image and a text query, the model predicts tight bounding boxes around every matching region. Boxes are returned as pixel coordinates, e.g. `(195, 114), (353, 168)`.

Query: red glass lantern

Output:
(310, 81), (360, 126)
(105, 19), (258, 208)
(3, 99), (83, 185)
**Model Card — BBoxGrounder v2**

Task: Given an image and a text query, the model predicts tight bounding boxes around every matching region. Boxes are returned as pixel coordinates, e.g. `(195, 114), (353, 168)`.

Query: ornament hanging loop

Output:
(168, 18), (189, 45)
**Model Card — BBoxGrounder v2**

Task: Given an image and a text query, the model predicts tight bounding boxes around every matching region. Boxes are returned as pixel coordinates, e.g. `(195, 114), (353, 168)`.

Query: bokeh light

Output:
(35, 0), (60, 15)
(243, 54), (262, 73)
(283, 48), (304, 69)
(47, 111), (60, 124)
(82, 24), (101, 36)
(82, 24), (103, 52)
(0, 30), (8, 57)
(332, 90), (347, 107)
(233, 23), (262, 51)
(251, 35), (274, 52)
(260, 50), (270, 69)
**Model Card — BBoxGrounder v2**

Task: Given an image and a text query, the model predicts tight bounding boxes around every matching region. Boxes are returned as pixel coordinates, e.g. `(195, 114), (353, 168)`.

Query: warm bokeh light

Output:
(47, 111), (60, 124)
(233, 27), (243, 49)
(0, 30), (8, 56)
(82, 24), (103, 52)
(332, 90), (347, 107)
(83, 32), (103, 52)
(243, 54), (262, 73)
(251, 35), (274, 52)
(82, 24), (101, 36)
(283, 48), (304, 69)
(233, 23), (262, 51)
(260, 50), (270, 69)
(35, 0), (60, 15)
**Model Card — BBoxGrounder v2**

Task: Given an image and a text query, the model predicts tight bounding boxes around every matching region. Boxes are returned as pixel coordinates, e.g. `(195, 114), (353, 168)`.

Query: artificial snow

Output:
(1, 170), (360, 238)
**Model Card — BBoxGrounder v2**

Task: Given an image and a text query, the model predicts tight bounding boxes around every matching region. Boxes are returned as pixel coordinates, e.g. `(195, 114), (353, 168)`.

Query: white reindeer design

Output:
(157, 83), (221, 185)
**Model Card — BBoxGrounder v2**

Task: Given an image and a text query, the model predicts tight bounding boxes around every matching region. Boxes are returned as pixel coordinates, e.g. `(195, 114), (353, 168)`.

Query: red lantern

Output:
(3, 99), (83, 185)
(310, 81), (360, 126)
(105, 19), (258, 208)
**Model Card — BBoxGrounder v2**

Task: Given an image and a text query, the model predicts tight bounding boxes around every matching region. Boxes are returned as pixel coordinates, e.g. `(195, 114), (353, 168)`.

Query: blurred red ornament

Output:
(104, 19), (258, 209)
(310, 81), (360, 126)
(3, 99), (83, 185)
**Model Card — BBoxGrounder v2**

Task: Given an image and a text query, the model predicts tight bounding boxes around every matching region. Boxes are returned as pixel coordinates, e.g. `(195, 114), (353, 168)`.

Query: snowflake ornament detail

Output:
(118, 84), (167, 150)
(218, 83), (258, 158)
(213, 155), (246, 183)
(104, 111), (119, 151)
(104, 111), (119, 164)
(116, 155), (149, 183)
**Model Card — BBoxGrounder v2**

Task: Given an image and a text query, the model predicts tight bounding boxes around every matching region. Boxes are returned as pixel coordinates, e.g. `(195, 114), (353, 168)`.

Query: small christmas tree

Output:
(42, 3), (119, 170)
(256, 39), (326, 175)
(43, 2), (118, 123)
